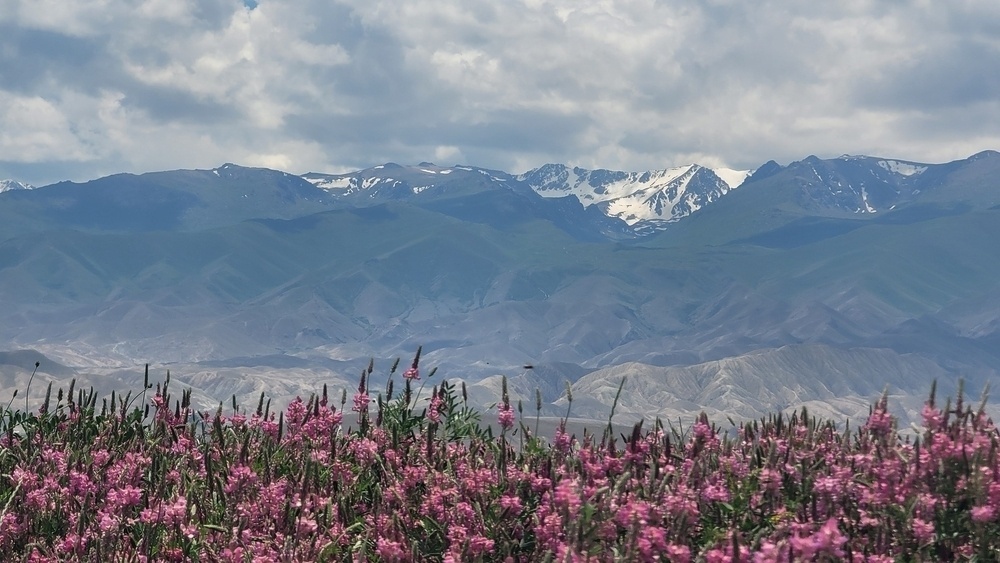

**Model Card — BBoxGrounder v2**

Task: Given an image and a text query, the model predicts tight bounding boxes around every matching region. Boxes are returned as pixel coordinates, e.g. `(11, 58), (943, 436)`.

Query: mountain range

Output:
(2, 150), (999, 428)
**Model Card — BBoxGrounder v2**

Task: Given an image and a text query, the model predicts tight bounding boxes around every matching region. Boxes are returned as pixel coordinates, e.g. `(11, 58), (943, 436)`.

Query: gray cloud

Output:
(853, 38), (1000, 110)
(1, 0), (998, 186)
(0, 26), (110, 94)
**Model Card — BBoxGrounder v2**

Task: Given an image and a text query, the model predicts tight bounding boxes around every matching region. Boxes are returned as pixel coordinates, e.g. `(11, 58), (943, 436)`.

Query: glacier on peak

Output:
(517, 163), (751, 226)
(0, 179), (35, 193)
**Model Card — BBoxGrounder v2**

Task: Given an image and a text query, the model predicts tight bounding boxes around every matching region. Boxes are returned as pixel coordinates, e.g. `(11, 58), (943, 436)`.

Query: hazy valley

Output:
(2, 151), (1000, 428)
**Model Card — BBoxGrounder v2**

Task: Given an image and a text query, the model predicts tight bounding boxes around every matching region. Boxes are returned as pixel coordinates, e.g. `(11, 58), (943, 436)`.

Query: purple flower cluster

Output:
(1, 364), (999, 561)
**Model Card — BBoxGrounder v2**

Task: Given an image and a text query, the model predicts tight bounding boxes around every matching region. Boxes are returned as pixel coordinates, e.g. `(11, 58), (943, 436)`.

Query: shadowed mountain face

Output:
(1, 152), (1000, 425)
(0, 164), (333, 241)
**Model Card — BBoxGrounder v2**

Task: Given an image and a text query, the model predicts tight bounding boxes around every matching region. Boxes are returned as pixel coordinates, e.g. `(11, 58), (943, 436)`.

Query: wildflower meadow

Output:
(2, 349), (999, 561)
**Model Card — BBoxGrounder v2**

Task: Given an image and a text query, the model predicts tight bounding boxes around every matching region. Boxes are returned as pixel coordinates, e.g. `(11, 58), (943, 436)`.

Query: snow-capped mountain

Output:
(517, 164), (752, 228)
(302, 162), (522, 199)
(302, 166), (406, 196)
(301, 162), (753, 234)
(301, 162), (634, 240)
(0, 179), (34, 193)
(746, 154), (961, 216)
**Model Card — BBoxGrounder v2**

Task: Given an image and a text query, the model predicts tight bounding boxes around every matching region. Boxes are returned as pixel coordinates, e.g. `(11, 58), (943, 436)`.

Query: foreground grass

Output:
(1, 352), (999, 561)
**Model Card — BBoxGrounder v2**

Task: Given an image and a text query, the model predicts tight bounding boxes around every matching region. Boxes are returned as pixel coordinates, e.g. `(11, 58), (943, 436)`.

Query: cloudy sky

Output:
(1, 0), (998, 186)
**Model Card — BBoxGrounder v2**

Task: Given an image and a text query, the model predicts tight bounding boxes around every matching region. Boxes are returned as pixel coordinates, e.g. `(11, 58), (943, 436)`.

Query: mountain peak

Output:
(210, 163), (249, 178)
(745, 160), (783, 183)
(518, 163), (750, 228)
(0, 179), (35, 193)
(969, 149), (1000, 161)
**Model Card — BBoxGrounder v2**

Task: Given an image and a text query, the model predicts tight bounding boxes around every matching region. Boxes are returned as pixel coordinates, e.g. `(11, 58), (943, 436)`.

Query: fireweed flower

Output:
(376, 537), (407, 560)
(552, 478), (583, 518)
(7, 364), (1000, 561)
(351, 437), (379, 466)
(553, 420), (572, 453)
(971, 505), (996, 523)
(922, 403), (944, 430)
(285, 396), (307, 427)
(864, 395), (894, 438)
(428, 390), (445, 423)
(404, 346), (422, 381)
(912, 517), (935, 544)
(499, 494), (523, 515)
(352, 390), (370, 413)
(498, 402), (515, 430)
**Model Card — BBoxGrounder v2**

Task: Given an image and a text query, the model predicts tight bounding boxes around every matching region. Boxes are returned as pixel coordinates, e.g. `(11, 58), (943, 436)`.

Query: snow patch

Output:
(713, 168), (752, 190)
(877, 160), (927, 177)
(858, 186), (877, 213)
(362, 177), (388, 189)
(305, 176), (352, 190)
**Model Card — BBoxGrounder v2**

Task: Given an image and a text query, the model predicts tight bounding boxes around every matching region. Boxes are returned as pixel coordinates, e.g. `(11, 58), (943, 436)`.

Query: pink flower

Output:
(351, 437), (379, 466)
(553, 478), (582, 518)
(497, 495), (522, 519)
(106, 485), (143, 508)
(753, 541), (782, 563)
(814, 518), (847, 557)
(428, 393), (444, 423)
(666, 544), (691, 563)
(403, 367), (420, 380)
(864, 396), (895, 438)
(789, 518), (846, 560)
(467, 534), (494, 556)
(286, 396), (307, 426)
(553, 422), (572, 452)
(0, 513), (22, 543)
(758, 468), (782, 492)
(702, 548), (730, 562)
(922, 403), (943, 430)
(352, 391), (370, 413)
(376, 537), (406, 560)
(98, 512), (120, 533)
(972, 505), (996, 523)
(701, 482), (730, 503)
(912, 517), (935, 544)
(498, 403), (515, 430)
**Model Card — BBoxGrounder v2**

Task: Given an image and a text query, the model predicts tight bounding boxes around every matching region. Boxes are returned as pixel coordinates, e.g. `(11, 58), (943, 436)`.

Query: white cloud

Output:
(0, 93), (96, 161)
(2, 0), (118, 37)
(1, 0), (999, 185)
(433, 145), (463, 163)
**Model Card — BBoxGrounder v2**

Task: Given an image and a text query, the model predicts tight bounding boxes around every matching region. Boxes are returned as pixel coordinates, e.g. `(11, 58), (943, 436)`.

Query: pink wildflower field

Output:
(1, 350), (999, 561)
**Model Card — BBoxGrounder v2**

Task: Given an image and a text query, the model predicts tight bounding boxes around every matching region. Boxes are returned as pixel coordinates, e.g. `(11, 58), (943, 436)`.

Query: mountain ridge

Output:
(1, 150), (999, 427)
